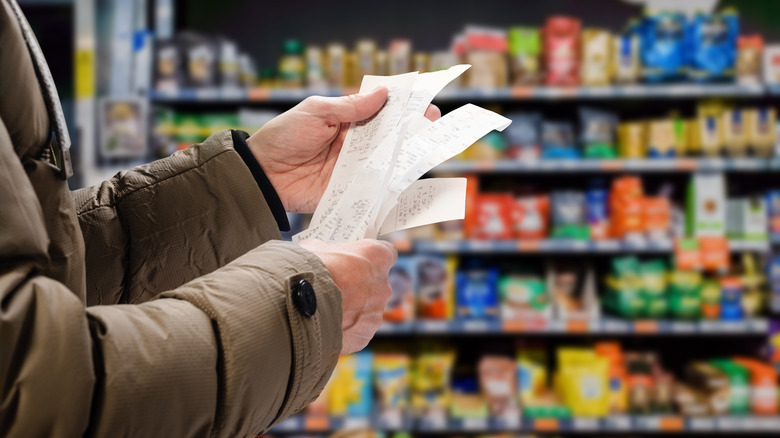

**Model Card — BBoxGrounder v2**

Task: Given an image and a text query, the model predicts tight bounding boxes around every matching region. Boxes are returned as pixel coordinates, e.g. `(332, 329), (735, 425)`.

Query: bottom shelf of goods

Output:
(268, 341), (780, 434)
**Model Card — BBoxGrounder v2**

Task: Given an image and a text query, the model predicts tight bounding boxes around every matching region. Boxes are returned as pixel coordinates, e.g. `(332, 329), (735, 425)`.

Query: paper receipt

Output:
(294, 65), (512, 243)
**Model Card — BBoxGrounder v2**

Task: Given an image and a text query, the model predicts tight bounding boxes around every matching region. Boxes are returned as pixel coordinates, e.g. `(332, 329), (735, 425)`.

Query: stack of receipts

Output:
(293, 65), (511, 244)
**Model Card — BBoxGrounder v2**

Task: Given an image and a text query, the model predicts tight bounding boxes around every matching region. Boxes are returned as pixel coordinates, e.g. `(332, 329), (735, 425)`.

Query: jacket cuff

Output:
(231, 129), (290, 232)
(159, 240), (342, 436)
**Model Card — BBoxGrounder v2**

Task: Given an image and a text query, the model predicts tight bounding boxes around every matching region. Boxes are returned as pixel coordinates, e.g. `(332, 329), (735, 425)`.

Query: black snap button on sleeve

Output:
(293, 279), (317, 317)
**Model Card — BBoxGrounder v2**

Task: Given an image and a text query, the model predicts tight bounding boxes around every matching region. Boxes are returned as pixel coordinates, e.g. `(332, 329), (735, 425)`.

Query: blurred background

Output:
(20, 0), (780, 436)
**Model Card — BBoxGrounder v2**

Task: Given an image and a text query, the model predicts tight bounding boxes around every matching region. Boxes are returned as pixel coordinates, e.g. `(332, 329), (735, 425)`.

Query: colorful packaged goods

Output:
(646, 119), (678, 158)
(512, 194), (549, 239)
(626, 353), (655, 414)
(737, 35), (763, 85)
(356, 39), (377, 79)
(618, 122), (646, 158)
(517, 346), (548, 406)
(639, 12), (687, 82)
(508, 27), (541, 85)
(767, 191), (780, 234)
(468, 194), (514, 240)
(478, 355), (519, 417)
(412, 52), (429, 73)
(581, 28), (612, 86)
(721, 109), (748, 157)
(727, 197), (768, 240)
(700, 280), (722, 319)
(388, 39), (411, 76)
(579, 107), (618, 159)
(687, 173), (726, 237)
(686, 11), (739, 82)
(464, 27), (508, 88)
(685, 362), (730, 415)
(327, 43), (347, 88)
(555, 347), (610, 417)
(374, 354), (411, 420)
(450, 377), (489, 419)
(278, 39), (305, 88)
(416, 255), (456, 320)
(499, 273), (550, 321)
(329, 352), (374, 417)
(605, 256), (645, 319)
(456, 269), (500, 319)
(640, 259), (669, 318)
(551, 191), (588, 239)
(543, 16), (581, 86)
(720, 276), (744, 321)
(412, 351), (455, 418)
(586, 183), (609, 240)
(594, 342), (628, 414)
(613, 31), (641, 84)
(385, 257), (417, 323)
(609, 176), (644, 240)
(709, 359), (751, 415)
(504, 113), (542, 161)
(732, 358), (779, 415)
(306, 46), (327, 89)
(745, 108), (777, 157)
(643, 196), (672, 242)
(541, 121), (578, 159)
(668, 270), (703, 319)
(547, 261), (600, 320)
(740, 254), (766, 317)
(762, 44), (780, 85)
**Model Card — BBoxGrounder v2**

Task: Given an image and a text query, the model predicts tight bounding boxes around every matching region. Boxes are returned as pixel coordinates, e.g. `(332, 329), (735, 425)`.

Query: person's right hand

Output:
(297, 239), (397, 355)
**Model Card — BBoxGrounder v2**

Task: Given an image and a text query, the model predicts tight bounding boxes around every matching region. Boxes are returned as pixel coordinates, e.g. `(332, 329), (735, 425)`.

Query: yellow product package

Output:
(581, 29), (613, 86)
(412, 351), (456, 416)
(618, 122), (646, 158)
(722, 109), (748, 157)
(517, 348), (548, 405)
(745, 108), (777, 157)
(556, 348), (610, 417)
(374, 354), (411, 418)
(646, 119), (677, 158)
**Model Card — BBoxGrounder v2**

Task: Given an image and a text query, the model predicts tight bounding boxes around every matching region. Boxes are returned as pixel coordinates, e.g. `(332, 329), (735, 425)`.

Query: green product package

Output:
(499, 276), (548, 313)
(200, 113), (239, 139)
(709, 359), (750, 415)
(668, 270), (702, 319)
(700, 280), (721, 304)
(640, 259), (668, 298)
(607, 257), (646, 318)
(508, 27), (541, 85)
(523, 404), (571, 419)
(175, 113), (204, 144)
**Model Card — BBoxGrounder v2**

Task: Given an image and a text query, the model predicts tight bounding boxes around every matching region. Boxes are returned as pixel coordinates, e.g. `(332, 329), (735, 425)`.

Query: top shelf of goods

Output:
(150, 10), (780, 104)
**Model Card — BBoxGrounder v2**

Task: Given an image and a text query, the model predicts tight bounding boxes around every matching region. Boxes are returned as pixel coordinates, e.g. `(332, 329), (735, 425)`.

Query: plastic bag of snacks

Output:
(686, 10), (739, 83)
(639, 12), (687, 82)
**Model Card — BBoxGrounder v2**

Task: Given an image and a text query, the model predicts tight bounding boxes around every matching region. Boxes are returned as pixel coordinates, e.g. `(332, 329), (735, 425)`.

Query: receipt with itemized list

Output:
(293, 65), (512, 244)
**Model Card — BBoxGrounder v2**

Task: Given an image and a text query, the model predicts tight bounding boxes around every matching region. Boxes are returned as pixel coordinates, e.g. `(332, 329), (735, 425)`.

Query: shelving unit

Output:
(272, 414), (780, 433)
(68, 0), (780, 435)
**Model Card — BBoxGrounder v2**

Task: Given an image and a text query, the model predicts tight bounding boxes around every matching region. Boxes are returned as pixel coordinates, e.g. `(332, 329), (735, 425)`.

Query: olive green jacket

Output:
(0, 1), (342, 436)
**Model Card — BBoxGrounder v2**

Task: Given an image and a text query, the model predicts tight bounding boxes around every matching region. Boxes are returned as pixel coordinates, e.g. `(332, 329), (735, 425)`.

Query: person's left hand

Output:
(246, 87), (442, 213)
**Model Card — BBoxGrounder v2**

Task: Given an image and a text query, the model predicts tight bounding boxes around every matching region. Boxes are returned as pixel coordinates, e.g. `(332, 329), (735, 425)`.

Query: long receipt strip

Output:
(294, 65), (511, 244)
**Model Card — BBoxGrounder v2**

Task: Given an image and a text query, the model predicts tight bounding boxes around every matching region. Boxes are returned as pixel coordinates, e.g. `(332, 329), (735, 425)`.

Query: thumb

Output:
(320, 86), (388, 123)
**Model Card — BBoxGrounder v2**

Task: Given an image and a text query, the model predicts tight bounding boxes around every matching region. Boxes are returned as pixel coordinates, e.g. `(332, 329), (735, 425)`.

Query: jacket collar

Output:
(4, 0), (72, 178)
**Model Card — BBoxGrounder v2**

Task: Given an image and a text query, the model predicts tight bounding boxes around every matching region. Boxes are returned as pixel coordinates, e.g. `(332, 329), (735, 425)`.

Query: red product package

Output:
(512, 195), (550, 239)
(468, 194), (515, 240)
(543, 16), (581, 86)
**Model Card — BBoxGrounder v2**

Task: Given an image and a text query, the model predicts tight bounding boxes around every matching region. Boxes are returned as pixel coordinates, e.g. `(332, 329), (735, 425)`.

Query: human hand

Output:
(297, 238), (397, 355)
(246, 88), (442, 213)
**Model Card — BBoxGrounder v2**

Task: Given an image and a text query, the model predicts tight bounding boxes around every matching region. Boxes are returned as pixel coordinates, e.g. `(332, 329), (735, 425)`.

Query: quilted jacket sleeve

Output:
(1, 121), (342, 437)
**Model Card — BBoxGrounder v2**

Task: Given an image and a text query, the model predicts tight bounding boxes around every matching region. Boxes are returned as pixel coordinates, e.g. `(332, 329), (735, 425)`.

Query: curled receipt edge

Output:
(294, 65), (512, 244)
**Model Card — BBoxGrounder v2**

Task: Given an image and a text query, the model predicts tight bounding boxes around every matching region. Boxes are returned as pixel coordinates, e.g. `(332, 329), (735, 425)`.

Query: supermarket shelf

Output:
(272, 415), (780, 433)
(433, 158), (780, 174)
(412, 239), (770, 254)
(150, 83), (768, 104)
(376, 318), (770, 336)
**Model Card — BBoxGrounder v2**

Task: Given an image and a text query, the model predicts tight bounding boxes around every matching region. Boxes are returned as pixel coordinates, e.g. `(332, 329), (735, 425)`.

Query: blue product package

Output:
(456, 269), (499, 319)
(766, 191), (780, 234)
(640, 12), (687, 82)
(541, 121), (579, 159)
(347, 351), (374, 416)
(586, 187), (609, 229)
(769, 255), (780, 314)
(687, 11), (738, 82)
(720, 281), (743, 321)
